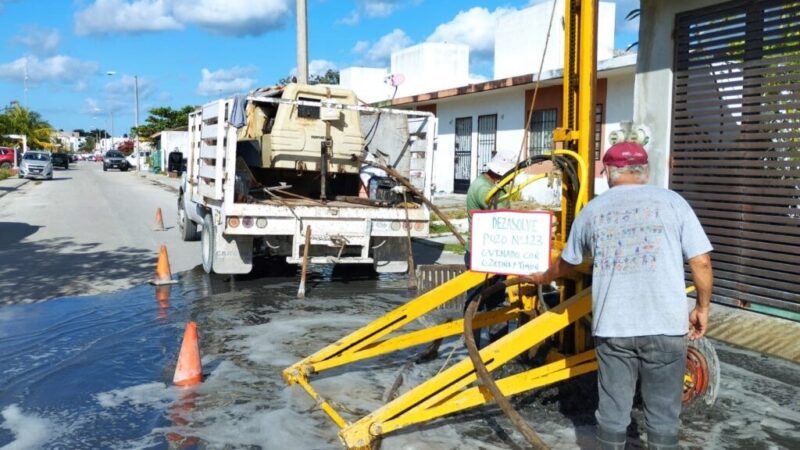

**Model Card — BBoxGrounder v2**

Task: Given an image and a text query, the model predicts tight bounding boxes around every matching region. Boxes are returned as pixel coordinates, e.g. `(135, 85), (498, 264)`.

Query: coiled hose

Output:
(463, 277), (550, 450)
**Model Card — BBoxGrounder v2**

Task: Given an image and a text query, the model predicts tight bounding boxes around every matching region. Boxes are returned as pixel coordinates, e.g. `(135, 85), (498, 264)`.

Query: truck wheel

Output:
(201, 214), (215, 274)
(0, 162), (10, 169)
(682, 337), (720, 412)
(178, 194), (200, 241)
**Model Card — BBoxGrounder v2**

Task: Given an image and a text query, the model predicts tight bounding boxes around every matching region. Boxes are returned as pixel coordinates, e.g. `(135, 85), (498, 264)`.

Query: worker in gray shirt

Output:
(527, 142), (714, 450)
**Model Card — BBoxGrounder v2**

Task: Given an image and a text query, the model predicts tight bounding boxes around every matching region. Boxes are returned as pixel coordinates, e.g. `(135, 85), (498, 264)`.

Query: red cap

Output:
(602, 142), (648, 168)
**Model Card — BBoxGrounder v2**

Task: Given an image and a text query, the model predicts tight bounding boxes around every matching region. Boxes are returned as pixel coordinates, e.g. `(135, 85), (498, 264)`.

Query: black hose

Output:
(463, 278), (550, 450)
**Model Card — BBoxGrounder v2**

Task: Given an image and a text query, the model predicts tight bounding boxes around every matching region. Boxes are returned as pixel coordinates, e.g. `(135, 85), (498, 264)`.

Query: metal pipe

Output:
(134, 75), (141, 173)
(298, 225), (312, 298)
(296, 0), (308, 84)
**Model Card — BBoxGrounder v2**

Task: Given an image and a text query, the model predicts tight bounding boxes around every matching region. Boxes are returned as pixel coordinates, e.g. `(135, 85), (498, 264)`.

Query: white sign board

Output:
(470, 210), (553, 276)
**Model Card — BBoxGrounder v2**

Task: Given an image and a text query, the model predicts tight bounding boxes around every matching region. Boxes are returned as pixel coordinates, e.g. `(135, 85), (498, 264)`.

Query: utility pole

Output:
(134, 75), (141, 173)
(296, 0), (308, 84)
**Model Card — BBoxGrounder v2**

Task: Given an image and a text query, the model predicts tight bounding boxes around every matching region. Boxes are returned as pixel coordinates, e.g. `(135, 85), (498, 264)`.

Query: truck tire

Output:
(682, 336), (720, 413)
(178, 194), (200, 241)
(201, 214), (215, 274)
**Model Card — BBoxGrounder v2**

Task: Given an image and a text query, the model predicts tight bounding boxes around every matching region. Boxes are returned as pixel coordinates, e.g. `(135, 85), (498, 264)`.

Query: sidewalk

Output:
(131, 170), (181, 192)
(0, 176), (29, 199)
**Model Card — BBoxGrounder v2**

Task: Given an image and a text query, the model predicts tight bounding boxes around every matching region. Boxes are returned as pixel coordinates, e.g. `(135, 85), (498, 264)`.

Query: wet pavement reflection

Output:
(1, 261), (798, 449)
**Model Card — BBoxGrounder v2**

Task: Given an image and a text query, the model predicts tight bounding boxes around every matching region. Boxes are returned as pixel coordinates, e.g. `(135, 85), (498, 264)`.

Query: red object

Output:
(602, 142), (648, 168)
(94, 154), (104, 162)
(0, 147), (14, 167)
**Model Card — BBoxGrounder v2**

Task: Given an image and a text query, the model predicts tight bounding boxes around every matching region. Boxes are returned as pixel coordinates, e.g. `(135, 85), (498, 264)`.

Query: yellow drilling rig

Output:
(283, 1), (719, 448)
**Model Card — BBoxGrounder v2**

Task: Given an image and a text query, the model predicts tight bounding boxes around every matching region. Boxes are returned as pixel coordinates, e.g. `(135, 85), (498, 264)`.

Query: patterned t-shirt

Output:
(561, 184), (713, 337)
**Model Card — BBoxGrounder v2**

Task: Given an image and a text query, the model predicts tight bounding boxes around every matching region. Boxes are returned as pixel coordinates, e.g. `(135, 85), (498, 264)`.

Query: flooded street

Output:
(1, 265), (798, 450)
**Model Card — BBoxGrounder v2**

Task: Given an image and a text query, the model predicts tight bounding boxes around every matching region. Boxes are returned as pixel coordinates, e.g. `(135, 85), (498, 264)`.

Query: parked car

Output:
(103, 151), (129, 171)
(69, 154), (78, 163)
(51, 153), (69, 169)
(18, 151), (53, 180)
(94, 153), (103, 162)
(0, 147), (14, 169)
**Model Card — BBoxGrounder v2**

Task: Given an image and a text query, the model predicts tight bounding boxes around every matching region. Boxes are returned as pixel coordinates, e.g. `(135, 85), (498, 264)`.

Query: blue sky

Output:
(0, 0), (639, 135)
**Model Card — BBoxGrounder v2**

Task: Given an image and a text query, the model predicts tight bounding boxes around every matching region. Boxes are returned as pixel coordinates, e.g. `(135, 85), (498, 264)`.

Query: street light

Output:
(106, 71), (141, 173)
(3, 134), (26, 169)
(107, 71), (115, 151)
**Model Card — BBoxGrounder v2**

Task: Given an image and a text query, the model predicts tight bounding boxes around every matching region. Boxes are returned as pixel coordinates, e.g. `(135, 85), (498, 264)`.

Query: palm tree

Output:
(0, 105), (55, 150)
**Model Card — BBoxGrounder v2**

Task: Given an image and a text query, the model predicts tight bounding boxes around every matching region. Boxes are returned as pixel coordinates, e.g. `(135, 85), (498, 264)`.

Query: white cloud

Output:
(337, 10), (360, 26)
(197, 66), (257, 96)
(309, 59), (337, 77)
(105, 75), (157, 102)
(171, 0), (291, 36)
(427, 7), (514, 56)
(469, 73), (489, 83)
(354, 29), (412, 66)
(0, 55), (98, 85)
(361, 0), (405, 17)
(74, 0), (290, 36)
(351, 41), (369, 54)
(10, 27), (61, 55)
(75, 0), (182, 35)
(339, 0), (418, 26)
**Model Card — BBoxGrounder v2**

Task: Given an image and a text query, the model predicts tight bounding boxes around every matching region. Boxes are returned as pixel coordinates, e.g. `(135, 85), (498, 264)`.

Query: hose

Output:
(463, 278), (550, 450)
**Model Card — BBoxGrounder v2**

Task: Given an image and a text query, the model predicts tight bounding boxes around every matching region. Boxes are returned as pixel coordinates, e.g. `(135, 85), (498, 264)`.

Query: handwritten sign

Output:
(470, 210), (553, 276)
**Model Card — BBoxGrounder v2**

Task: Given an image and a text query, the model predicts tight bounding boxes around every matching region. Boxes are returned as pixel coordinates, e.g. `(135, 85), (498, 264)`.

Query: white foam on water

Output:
(228, 314), (375, 367)
(95, 382), (177, 410)
(0, 405), (56, 450)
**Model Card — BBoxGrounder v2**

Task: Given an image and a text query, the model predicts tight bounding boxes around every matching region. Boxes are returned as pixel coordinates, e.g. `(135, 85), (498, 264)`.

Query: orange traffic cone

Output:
(150, 244), (178, 285)
(173, 321), (203, 387)
(153, 208), (166, 231)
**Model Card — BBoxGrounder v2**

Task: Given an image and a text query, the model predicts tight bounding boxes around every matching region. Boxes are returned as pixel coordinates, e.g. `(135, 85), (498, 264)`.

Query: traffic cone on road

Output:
(173, 321), (203, 387)
(150, 244), (178, 285)
(153, 207), (166, 231)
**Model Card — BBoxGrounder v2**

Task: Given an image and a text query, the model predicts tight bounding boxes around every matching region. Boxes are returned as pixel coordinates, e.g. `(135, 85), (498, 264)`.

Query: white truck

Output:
(178, 83), (436, 274)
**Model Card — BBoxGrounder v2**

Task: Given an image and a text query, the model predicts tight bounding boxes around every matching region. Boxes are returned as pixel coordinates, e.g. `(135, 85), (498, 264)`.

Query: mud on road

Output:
(1, 263), (798, 449)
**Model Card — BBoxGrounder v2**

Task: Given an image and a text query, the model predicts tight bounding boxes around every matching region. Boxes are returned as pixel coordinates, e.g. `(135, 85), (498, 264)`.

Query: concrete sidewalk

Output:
(0, 176), (29, 199)
(130, 170), (181, 192)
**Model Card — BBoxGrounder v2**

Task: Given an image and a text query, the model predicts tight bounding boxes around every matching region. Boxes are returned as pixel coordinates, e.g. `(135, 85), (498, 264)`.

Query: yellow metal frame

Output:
(283, 1), (612, 448)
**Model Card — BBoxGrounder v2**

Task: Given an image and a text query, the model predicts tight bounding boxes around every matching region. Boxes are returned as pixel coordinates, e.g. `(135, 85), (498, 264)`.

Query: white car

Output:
(18, 151), (53, 180)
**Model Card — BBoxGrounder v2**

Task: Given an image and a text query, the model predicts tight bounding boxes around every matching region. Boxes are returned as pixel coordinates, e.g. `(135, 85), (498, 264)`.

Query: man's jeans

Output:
(594, 335), (688, 450)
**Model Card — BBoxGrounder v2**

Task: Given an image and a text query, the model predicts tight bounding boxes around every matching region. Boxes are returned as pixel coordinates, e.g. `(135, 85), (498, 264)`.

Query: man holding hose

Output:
(527, 142), (714, 450)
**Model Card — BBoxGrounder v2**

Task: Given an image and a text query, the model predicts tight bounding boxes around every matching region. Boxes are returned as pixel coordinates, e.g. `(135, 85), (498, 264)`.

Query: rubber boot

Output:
(647, 430), (679, 450)
(597, 427), (626, 450)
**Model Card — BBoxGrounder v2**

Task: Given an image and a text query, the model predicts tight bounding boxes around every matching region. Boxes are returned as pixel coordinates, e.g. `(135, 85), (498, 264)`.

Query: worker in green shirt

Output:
(466, 150), (515, 217)
(464, 149), (518, 347)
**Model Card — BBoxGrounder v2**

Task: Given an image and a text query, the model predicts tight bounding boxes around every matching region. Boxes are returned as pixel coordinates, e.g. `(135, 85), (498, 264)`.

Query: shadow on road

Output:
(0, 221), (154, 304)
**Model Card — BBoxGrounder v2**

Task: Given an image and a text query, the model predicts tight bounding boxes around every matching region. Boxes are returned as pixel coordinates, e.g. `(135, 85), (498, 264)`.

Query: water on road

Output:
(1, 265), (798, 449)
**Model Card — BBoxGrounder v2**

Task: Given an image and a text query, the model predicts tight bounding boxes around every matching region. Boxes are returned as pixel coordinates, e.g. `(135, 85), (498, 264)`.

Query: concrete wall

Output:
(158, 131), (189, 170)
(391, 43), (470, 99)
(494, 0), (616, 79)
(596, 72), (636, 194)
(634, 0), (720, 188)
(340, 67), (393, 103)
(432, 88), (526, 193)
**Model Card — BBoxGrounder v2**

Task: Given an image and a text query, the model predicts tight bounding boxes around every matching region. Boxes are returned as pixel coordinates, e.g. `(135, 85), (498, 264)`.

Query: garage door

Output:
(672, 0), (800, 313)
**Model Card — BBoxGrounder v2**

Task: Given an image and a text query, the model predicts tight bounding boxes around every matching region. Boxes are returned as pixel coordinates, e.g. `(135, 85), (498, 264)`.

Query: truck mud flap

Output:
(214, 233), (253, 274)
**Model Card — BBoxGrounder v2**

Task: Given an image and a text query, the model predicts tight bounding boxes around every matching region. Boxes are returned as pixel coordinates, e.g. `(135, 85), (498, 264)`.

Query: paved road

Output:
(0, 162), (200, 304)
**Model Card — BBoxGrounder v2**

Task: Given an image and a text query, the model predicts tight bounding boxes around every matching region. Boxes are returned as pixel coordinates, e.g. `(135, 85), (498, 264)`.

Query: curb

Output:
(0, 177), (30, 199)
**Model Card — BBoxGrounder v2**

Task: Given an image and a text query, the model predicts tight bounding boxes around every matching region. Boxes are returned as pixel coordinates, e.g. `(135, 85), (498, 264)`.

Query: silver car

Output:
(18, 151), (53, 180)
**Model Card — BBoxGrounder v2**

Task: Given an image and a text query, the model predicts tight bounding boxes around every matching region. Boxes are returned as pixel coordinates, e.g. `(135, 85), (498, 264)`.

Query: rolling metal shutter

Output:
(672, 0), (800, 313)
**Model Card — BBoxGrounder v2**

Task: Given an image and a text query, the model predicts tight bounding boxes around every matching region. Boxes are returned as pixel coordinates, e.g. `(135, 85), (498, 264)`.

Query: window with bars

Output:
(595, 103), (604, 160)
(528, 109), (557, 155)
(477, 114), (497, 174)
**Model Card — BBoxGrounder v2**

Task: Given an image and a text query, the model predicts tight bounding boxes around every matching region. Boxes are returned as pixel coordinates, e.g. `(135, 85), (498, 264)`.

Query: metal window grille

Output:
(595, 103), (604, 160)
(477, 114), (498, 173)
(453, 117), (473, 193)
(529, 109), (557, 155)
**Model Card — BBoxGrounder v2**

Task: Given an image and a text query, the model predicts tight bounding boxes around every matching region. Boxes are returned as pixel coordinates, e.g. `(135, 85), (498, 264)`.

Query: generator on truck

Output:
(178, 83), (436, 275)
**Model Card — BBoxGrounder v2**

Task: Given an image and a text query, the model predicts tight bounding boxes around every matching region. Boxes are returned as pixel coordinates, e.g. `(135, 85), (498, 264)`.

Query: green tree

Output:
(0, 105), (55, 149)
(132, 105), (196, 141)
(79, 136), (97, 153)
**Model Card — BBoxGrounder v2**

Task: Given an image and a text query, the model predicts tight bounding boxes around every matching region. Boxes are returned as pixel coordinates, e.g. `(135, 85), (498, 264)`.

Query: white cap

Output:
(487, 149), (518, 175)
